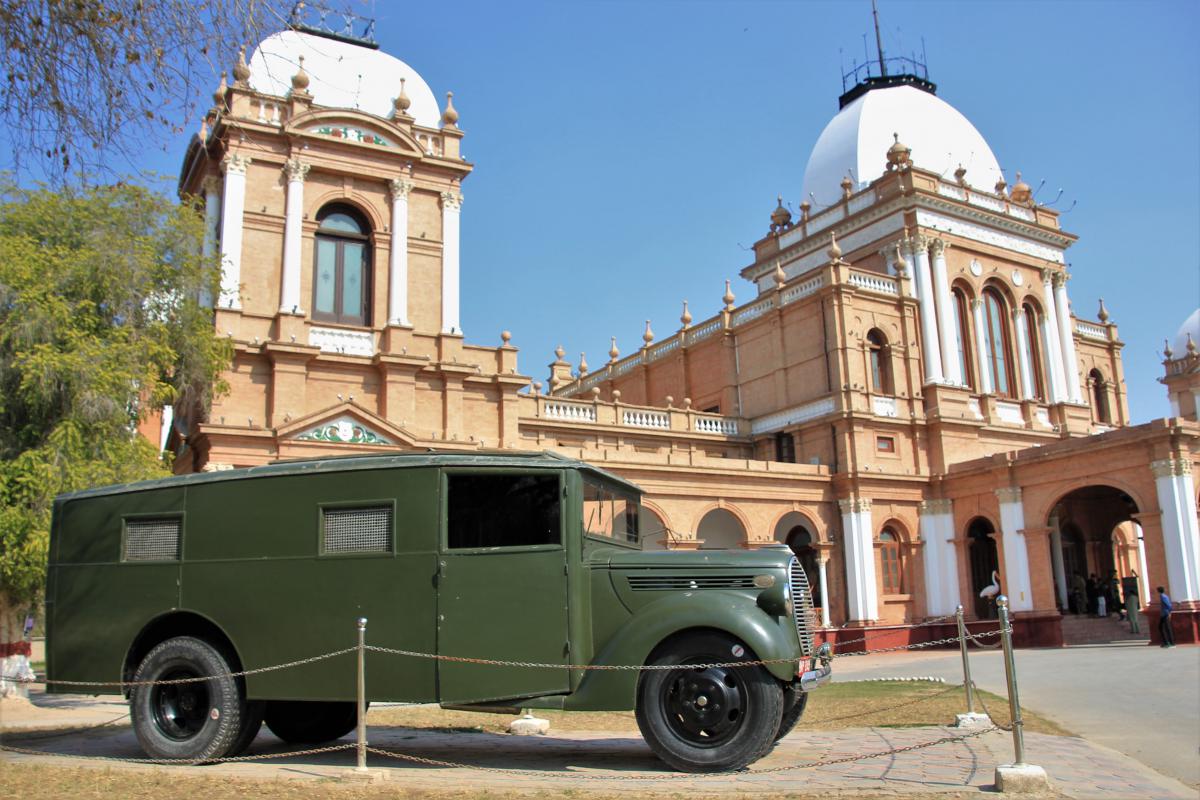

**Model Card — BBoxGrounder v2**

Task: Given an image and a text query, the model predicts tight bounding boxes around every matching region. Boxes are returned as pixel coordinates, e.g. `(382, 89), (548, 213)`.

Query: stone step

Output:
(1060, 613), (1150, 645)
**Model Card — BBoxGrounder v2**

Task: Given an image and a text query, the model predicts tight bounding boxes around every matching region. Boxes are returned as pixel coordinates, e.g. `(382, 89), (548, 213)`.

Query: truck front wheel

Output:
(129, 636), (246, 762)
(264, 700), (358, 744)
(635, 631), (784, 772)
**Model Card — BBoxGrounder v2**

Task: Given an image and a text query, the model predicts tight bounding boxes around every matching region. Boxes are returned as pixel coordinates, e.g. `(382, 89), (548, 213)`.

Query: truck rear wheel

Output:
(129, 636), (245, 762)
(635, 631), (784, 773)
(264, 700), (358, 744)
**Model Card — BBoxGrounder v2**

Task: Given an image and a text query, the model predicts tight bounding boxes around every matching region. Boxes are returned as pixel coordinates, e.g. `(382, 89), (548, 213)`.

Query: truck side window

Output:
(447, 474), (560, 549)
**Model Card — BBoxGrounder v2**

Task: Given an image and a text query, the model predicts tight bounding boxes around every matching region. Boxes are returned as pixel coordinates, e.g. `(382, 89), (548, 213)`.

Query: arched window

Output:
(1090, 369), (1111, 424)
(312, 205), (371, 326)
(1021, 303), (1045, 400)
(952, 288), (975, 389)
(880, 527), (903, 594)
(867, 329), (893, 395)
(982, 288), (1015, 397)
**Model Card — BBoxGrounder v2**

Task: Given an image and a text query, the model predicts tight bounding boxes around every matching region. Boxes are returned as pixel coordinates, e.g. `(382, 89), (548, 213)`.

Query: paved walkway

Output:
(832, 641), (1200, 788)
(2, 715), (1196, 798)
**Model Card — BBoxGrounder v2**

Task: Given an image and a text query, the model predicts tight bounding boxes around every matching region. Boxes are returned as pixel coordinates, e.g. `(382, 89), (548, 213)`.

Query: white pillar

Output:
(839, 497), (878, 622)
(996, 487), (1033, 611)
(1152, 458), (1200, 601)
(387, 178), (414, 326)
(279, 158), (310, 315)
(440, 190), (463, 335)
(930, 239), (962, 385)
(919, 499), (960, 616)
(817, 554), (832, 628)
(1040, 270), (1067, 403)
(1054, 272), (1082, 403)
(1135, 523), (1151, 606)
(907, 236), (944, 384)
(200, 175), (221, 308)
(218, 153), (251, 309)
(970, 298), (994, 394)
(1012, 306), (1036, 400)
(1048, 516), (1068, 610)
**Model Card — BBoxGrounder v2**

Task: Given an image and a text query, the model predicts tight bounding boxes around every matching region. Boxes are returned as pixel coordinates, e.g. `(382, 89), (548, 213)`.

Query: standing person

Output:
(1157, 586), (1175, 647)
(1096, 582), (1107, 618)
(1086, 574), (1098, 616)
(1123, 573), (1142, 634)
(1071, 572), (1087, 615)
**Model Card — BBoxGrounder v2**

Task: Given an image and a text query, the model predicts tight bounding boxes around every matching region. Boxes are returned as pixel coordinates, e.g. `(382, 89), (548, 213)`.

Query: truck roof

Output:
(54, 450), (642, 502)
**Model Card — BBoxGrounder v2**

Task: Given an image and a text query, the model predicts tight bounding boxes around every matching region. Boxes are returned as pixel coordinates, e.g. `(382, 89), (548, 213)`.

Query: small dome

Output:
(1010, 171), (1032, 205)
(770, 195), (792, 229)
(248, 30), (440, 127)
(801, 85), (1004, 204)
(1171, 308), (1200, 356)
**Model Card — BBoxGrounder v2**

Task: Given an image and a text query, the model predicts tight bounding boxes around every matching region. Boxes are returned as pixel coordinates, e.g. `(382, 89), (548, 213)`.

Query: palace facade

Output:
(170, 20), (1200, 647)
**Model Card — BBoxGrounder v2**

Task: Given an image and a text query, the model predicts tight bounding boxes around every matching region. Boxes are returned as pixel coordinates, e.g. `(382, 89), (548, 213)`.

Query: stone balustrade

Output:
(525, 394), (746, 437)
(1074, 319), (1109, 341)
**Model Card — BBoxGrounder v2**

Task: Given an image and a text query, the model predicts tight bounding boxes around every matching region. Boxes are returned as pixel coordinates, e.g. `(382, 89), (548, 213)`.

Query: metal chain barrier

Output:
(969, 680), (1014, 732)
(822, 611), (958, 651)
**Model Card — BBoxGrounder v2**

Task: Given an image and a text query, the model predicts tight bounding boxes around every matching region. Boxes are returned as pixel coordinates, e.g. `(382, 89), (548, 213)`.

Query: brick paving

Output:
(2, 722), (1195, 798)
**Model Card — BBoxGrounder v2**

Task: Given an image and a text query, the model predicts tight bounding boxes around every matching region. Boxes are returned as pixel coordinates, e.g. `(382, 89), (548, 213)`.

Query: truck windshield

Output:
(582, 478), (639, 545)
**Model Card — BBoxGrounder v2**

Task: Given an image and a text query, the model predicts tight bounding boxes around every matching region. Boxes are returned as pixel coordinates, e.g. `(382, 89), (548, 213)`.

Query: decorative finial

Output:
(770, 194), (792, 232)
(578, 352), (589, 375)
(1097, 298), (1109, 324)
(799, 200), (811, 221)
(773, 261), (787, 288)
(722, 280), (735, 311)
(680, 300), (692, 328)
(1188, 332), (1197, 355)
(893, 243), (908, 277)
(1010, 171), (1032, 205)
(213, 71), (229, 107)
(1163, 338), (1174, 359)
(232, 46), (251, 86)
(886, 132), (912, 172)
(840, 174), (854, 200)
(553, 344), (566, 361)
(394, 77), (412, 114)
(827, 231), (843, 262)
(643, 320), (654, 345)
(442, 91), (459, 127)
(533, 381), (542, 396)
(994, 177), (1008, 196)
(954, 163), (967, 184)
(500, 330), (512, 345)
(609, 337), (620, 362)
(291, 55), (310, 91)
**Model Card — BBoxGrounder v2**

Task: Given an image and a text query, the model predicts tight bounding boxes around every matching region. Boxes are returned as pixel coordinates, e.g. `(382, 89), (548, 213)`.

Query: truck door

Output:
(437, 470), (570, 704)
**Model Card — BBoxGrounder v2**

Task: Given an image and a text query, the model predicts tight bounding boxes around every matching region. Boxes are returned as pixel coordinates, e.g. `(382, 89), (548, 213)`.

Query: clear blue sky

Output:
(19, 0), (1200, 423)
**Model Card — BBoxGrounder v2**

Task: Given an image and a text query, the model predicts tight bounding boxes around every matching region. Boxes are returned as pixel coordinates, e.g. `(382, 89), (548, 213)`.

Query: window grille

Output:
(123, 518), (182, 561)
(323, 506), (392, 553)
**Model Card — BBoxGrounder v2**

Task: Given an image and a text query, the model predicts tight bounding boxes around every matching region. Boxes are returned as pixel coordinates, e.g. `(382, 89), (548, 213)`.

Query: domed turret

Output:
(1010, 171), (1032, 205)
(770, 195), (792, 231)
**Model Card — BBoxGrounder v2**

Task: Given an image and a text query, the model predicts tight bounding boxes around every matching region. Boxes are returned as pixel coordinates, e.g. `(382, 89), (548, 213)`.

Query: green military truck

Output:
(47, 451), (830, 772)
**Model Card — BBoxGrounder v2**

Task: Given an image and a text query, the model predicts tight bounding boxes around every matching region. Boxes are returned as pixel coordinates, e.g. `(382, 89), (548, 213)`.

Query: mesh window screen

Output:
(323, 506), (392, 553)
(123, 518), (182, 561)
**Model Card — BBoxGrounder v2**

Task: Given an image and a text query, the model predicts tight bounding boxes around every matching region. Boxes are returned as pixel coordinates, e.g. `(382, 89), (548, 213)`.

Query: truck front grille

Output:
(789, 557), (817, 657)
(626, 575), (757, 591)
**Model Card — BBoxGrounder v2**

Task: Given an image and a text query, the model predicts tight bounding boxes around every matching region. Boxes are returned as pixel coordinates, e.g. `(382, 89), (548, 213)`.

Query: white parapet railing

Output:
(871, 395), (898, 418)
(848, 271), (899, 296)
(542, 400), (597, 423)
(685, 318), (723, 346)
(694, 415), (739, 435)
(782, 274), (825, 305)
(731, 296), (776, 326)
(750, 396), (836, 435)
(613, 354), (643, 376)
(995, 400), (1023, 425)
(647, 337), (681, 362)
(1074, 320), (1108, 341)
(622, 408), (670, 429)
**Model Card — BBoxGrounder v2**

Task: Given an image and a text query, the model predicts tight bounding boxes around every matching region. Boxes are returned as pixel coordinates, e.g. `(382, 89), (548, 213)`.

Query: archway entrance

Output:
(697, 508), (745, 550)
(967, 518), (1000, 619)
(1048, 485), (1140, 617)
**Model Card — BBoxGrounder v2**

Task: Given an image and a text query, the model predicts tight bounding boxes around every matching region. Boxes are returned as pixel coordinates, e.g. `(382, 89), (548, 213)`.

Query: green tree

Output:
(0, 181), (231, 695)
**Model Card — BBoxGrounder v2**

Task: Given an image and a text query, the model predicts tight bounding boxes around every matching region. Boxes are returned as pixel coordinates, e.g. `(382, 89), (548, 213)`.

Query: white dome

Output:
(1171, 308), (1199, 354)
(800, 85), (1004, 206)
(247, 30), (441, 128)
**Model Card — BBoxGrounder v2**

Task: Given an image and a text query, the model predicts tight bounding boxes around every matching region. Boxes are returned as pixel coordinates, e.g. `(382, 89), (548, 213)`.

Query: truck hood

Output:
(595, 545), (793, 570)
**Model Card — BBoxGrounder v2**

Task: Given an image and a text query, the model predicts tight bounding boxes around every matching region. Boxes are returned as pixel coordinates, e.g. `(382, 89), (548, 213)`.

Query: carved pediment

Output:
(286, 109), (424, 156)
(297, 415), (391, 445)
(277, 402), (417, 447)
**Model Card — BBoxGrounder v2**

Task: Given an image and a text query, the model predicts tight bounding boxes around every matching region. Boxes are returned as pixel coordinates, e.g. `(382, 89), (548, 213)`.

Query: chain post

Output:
(355, 617), (368, 772)
(996, 596), (1025, 764)
(955, 604), (975, 714)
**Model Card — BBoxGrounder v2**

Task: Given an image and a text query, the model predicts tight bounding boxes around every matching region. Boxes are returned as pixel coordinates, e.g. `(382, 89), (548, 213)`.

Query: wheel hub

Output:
(664, 666), (745, 746)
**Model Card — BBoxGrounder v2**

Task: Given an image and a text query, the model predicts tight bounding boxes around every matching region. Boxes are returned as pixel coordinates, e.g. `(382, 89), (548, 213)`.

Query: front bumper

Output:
(798, 643), (833, 692)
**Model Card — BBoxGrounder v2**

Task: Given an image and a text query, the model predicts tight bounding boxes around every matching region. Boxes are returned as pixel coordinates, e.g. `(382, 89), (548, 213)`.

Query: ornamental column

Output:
(906, 235), (944, 384)
(816, 552), (832, 628)
(1053, 272), (1082, 403)
(970, 298), (994, 394)
(279, 158), (310, 315)
(387, 177), (414, 326)
(930, 239), (962, 385)
(996, 487), (1034, 611)
(440, 190), (463, 335)
(1048, 515), (1068, 610)
(1151, 458), (1200, 601)
(200, 175), (221, 308)
(218, 153), (251, 309)
(1012, 306), (1036, 400)
(839, 497), (878, 623)
(1039, 270), (1066, 402)
(919, 499), (960, 616)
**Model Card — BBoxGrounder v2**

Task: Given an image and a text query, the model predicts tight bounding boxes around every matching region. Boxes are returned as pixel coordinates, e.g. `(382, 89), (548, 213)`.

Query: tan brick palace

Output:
(166, 22), (1200, 647)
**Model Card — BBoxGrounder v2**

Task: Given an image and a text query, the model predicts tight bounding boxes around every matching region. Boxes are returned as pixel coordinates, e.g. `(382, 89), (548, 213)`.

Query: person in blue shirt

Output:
(1157, 586), (1175, 647)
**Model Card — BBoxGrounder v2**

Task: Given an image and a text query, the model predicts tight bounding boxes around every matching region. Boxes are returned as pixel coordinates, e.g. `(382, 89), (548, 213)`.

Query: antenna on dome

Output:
(872, 0), (887, 77)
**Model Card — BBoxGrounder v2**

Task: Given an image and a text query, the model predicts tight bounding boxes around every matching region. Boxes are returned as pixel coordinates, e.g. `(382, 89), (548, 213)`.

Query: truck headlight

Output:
(757, 581), (791, 617)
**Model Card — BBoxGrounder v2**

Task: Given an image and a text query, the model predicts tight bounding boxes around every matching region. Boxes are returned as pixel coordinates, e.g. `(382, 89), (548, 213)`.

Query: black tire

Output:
(129, 636), (245, 762)
(264, 700), (358, 744)
(775, 688), (809, 742)
(229, 700), (265, 756)
(635, 631), (784, 773)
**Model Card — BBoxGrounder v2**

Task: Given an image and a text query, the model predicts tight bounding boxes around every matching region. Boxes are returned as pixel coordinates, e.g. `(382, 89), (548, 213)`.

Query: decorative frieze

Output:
(296, 417), (391, 445)
(838, 497), (872, 514)
(1151, 458), (1193, 478)
(919, 498), (954, 516)
(309, 326), (374, 357)
(995, 486), (1024, 504)
(914, 209), (1065, 264)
